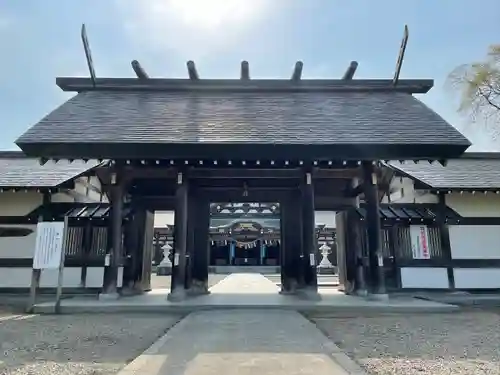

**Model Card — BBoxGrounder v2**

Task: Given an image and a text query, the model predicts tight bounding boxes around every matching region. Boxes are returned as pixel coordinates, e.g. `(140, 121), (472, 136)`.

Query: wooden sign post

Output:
(27, 216), (69, 314)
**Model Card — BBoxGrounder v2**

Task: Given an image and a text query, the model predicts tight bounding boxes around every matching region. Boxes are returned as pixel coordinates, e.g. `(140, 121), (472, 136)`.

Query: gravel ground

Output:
(0, 312), (182, 375)
(311, 310), (500, 375)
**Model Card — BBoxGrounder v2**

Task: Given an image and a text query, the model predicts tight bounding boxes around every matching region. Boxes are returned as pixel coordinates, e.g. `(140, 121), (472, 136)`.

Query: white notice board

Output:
(409, 225), (431, 260)
(33, 221), (66, 270)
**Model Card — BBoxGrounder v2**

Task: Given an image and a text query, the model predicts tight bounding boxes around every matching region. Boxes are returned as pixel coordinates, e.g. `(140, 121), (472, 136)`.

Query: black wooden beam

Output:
(131, 60), (149, 79)
(362, 161), (387, 296)
(346, 184), (364, 197)
(188, 194), (210, 295)
(301, 171), (318, 292)
(342, 61), (358, 80)
(393, 25), (409, 85)
(280, 193), (301, 294)
(240, 61), (250, 80)
(56, 77), (434, 94)
(187, 60), (199, 80)
(291, 61), (303, 81)
(129, 194), (355, 210)
(101, 178), (124, 296)
(168, 171), (189, 301)
(123, 167), (361, 180)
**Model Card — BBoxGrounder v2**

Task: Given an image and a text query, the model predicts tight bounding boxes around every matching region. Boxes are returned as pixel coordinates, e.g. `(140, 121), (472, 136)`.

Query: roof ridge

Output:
(56, 77), (434, 95)
(0, 151), (27, 159)
(461, 152), (500, 159)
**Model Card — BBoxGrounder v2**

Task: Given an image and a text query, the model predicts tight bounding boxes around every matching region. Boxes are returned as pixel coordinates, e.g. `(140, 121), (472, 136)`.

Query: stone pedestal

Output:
(157, 243), (173, 276)
(317, 244), (335, 274)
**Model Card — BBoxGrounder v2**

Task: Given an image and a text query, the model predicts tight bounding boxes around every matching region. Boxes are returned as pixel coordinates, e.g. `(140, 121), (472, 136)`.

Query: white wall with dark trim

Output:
(446, 193), (500, 217)
(387, 174), (500, 290)
(383, 176), (438, 204)
(0, 178), (107, 290)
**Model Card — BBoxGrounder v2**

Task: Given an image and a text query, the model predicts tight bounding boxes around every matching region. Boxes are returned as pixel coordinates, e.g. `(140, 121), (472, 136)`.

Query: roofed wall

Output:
(385, 174), (500, 217)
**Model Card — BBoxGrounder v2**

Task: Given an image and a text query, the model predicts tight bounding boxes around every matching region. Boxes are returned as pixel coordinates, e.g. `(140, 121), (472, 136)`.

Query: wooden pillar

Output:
(279, 198), (295, 294)
(168, 171), (189, 301)
(101, 179), (124, 298)
(79, 220), (93, 287)
(301, 170), (318, 293)
(438, 193), (455, 289)
(189, 193), (210, 296)
(127, 206), (143, 288)
(140, 210), (155, 292)
(291, 190), (304, 289)
(362, 161), (387, 297)
(351, 178), (367, 295)
(122, 204), (150, 294)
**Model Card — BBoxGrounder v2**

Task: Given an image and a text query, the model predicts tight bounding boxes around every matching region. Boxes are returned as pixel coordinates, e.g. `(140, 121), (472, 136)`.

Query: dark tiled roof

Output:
(29, 203), (131, 220)
(17, 89), (469, 148)
(0, 152), (101, 187)
(387, 157), (500, 189)
(355, 203), (462, 222)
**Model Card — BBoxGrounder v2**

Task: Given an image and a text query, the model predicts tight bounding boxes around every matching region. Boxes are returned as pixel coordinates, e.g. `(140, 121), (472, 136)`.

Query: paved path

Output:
(119, 309), (366, 375)
(209, 272), (281, 294)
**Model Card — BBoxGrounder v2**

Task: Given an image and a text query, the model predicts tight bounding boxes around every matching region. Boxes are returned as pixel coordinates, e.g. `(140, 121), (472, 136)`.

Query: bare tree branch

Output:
(446, 44), (500, 135)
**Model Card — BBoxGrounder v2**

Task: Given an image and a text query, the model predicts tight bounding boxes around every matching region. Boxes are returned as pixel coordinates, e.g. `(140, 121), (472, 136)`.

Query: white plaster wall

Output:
(0, 192), (42, 216)
(446, 193), (500, 217)
(0, 188), (107, 216)
(454, 269), (500, 289)
(316, 211), (336, 227)
(0, 267), (106, 288)
(0, 185), (109, 291)
(73, 176), (106, 203)
(0, 224), (37, 258)
(51, 192), (75, 203)
(400, 267), (449, 289)
(449, 225), (500, 259)
(384, 177), (438, 204)
(155, 211), (175, 227)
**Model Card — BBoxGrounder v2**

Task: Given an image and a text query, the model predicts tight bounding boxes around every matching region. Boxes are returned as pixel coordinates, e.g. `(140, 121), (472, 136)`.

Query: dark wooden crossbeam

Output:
(120, 167), (360, 180)
(240, 61), (250, 80)
(291, 61), (303, 81)
(131, 60), (149, 79)
(346, 183), (364, 197)
(56, 77), (433, 93)
(187, 60), (199, 80)
(342, 61), (358, 80)
(132, 193), (355, 210)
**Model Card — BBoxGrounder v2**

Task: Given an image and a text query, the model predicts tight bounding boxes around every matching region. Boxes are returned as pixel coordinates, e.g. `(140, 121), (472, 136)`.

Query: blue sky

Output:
(0, 0), (499, 151)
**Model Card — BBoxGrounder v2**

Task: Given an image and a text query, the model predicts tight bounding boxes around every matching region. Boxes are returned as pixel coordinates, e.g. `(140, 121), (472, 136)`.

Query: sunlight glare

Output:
(168, 0), (263, 29)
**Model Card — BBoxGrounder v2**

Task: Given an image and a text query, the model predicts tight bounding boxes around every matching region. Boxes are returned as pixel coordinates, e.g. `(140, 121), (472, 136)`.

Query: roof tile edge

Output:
(56, 77), (434, 94)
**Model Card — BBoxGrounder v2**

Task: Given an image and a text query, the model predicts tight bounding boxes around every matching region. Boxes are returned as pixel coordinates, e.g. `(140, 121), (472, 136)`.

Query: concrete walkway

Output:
(119, 309), (367, 375)
(209, 272), (281, 294)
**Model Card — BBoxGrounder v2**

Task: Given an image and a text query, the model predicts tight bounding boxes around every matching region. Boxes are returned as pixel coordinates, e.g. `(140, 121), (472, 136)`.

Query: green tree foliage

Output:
(447, 45), (500, 126)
